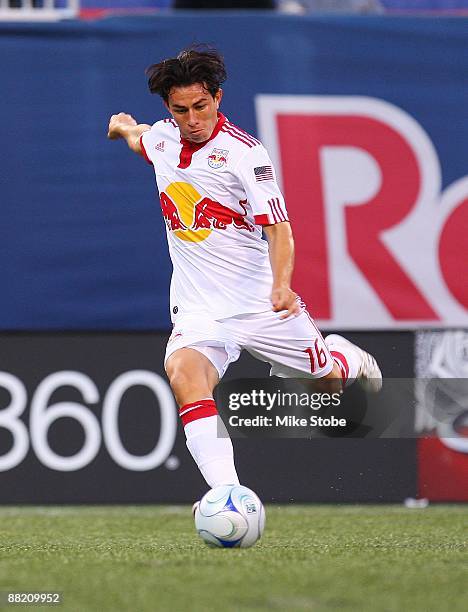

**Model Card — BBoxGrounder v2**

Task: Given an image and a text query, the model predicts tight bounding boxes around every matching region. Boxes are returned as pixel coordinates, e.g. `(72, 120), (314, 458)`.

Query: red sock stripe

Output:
(331, 350), (349, 383)
(179, 399), (218, 426)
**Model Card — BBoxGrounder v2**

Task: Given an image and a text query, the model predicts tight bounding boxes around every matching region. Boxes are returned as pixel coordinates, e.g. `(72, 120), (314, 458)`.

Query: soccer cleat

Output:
(326, 334), (383, 392)
(192, 501), (200, 517)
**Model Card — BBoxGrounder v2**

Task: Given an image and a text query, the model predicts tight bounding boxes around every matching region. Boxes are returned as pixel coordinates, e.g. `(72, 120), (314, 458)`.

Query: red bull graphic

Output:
(160, 192), (187, 231)
(192, 198), (254, 232)
(208, 148), (229, 169)
(160, 182), (253, 243)
(256, 94), (468, 329)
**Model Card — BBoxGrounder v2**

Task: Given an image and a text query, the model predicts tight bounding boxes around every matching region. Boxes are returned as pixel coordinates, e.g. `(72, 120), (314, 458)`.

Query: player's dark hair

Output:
(146, 46), (227, 103)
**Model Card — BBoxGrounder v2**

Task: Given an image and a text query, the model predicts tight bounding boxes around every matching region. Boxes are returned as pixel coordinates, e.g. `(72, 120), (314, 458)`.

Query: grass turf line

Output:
(0, 505), (466, 612)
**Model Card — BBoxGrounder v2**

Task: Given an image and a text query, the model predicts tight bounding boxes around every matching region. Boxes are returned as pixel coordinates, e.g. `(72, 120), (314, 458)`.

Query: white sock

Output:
(180, 401), (239, 488)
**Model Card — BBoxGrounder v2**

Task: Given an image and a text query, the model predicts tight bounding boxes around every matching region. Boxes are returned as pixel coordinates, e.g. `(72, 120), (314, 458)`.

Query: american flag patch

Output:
(254, 166), (274, 182)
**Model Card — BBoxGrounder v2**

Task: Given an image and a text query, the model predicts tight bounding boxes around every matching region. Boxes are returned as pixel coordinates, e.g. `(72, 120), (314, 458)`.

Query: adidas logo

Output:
(155, 141), (165, 152)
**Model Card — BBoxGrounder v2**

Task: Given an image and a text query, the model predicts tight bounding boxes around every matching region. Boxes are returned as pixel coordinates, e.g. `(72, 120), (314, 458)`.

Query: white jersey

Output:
(140, 113), (289, 322)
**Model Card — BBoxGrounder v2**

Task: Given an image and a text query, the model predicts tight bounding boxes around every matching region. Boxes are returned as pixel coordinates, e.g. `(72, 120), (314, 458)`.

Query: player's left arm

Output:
(263, 222), (301, 319)
(236, 143), (300, 319)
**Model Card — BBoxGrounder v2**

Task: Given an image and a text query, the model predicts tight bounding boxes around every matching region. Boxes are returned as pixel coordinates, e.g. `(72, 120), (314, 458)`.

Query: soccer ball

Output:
(194, 484), (265, 548)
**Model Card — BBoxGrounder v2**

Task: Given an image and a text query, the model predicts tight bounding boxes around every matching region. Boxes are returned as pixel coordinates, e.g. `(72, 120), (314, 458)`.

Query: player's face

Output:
(166, 83), (222, 143)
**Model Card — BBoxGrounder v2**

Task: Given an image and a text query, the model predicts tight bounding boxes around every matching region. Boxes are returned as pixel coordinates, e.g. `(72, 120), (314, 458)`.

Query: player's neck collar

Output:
(178, 112), (226, 169)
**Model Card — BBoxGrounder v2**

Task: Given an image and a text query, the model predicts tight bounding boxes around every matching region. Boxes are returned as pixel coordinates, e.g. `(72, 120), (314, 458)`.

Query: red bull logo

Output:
(208, 147), (229, 169)
(160, 182), (254, 243)
(160, 192), (187, 231)
(192, 198), (253, 232)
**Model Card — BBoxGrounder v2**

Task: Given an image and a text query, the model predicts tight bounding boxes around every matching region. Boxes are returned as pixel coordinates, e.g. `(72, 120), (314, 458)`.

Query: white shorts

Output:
(164, 309), (334, 380)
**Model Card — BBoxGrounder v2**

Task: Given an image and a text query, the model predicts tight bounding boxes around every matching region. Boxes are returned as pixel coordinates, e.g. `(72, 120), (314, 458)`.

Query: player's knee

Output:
(166, 365), (192, 396)
(165, 359), (214, 406)
(165, 348), (219, 406)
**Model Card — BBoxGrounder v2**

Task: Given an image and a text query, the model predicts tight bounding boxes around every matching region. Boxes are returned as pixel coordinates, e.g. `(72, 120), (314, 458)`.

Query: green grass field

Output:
(0, 505), (466, 612)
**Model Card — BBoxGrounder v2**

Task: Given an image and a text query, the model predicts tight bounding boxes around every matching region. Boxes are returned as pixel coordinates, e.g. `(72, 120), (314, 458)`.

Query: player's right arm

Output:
(107, 112), (151, 156)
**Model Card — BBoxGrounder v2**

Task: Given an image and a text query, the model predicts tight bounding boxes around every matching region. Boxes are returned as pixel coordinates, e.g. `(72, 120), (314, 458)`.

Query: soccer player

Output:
(108, 47), (382, 489)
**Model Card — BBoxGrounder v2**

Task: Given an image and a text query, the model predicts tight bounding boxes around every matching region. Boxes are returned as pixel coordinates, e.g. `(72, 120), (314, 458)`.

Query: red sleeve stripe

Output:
(273, 197), (288, 221)
(220, 126), (255, 148)
(225, 120), (261, 143)
(225, 121), (261, 146)
(163, 118), (178, 128)
(139, 133), (153, 166)
(269, 197), (287, 223)
(254, 213), (271, 225)
(227, 125), (260, 147)
(268, 198), (280, 223)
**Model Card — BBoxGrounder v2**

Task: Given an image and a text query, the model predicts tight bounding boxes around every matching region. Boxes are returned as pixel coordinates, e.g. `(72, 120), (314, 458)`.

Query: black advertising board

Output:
(0, 332), (416, 503)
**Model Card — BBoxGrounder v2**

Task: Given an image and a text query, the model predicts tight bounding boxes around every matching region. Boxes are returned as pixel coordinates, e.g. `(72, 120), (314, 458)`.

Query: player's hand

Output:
(107, 112), (138, 140)
(271, 287), (301, 320)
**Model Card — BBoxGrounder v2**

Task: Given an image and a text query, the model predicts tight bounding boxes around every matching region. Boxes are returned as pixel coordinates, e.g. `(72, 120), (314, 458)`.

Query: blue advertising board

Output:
(1, 15), (467, 330)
